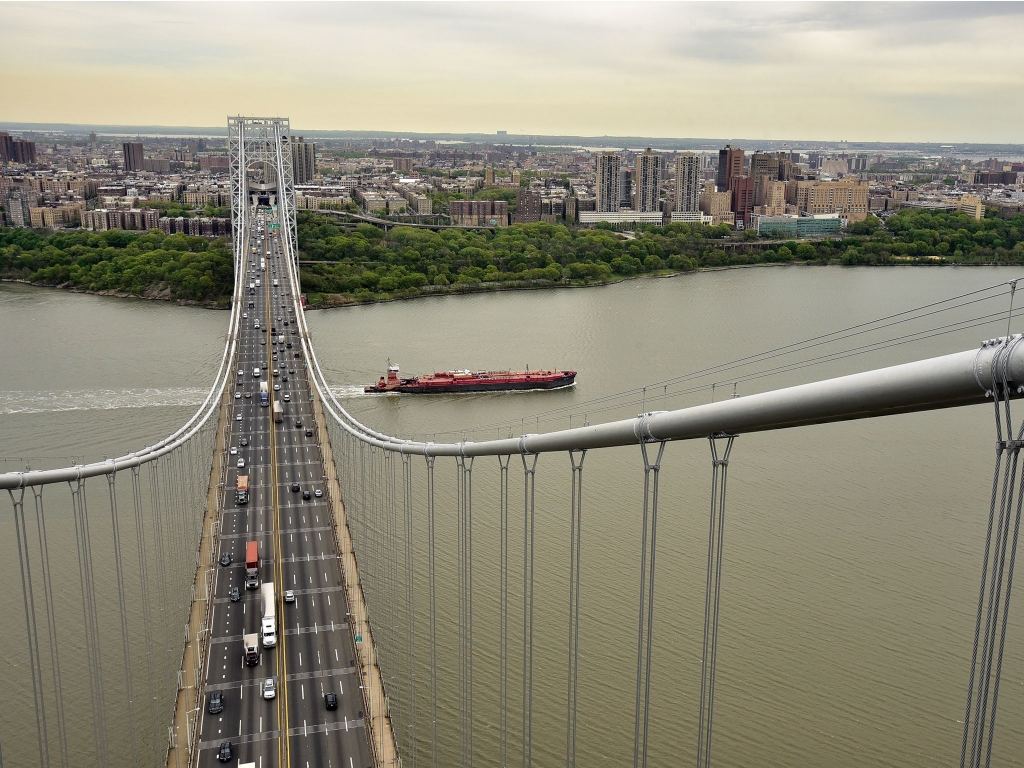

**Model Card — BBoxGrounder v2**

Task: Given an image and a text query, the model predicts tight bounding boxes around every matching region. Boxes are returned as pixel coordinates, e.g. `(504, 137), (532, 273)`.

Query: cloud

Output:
(2, 1), (1022, 142)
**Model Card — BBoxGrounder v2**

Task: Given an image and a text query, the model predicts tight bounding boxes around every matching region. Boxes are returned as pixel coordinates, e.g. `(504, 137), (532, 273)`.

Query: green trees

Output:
(0, 228), (233, 302)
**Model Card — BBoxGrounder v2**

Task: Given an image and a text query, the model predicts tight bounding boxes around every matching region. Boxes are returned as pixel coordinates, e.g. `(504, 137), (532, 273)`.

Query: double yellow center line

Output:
(265, 228), (291, 767)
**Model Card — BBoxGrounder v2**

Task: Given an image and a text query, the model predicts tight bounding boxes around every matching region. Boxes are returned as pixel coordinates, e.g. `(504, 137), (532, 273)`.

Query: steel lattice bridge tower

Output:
(1, 114), (1023, 768)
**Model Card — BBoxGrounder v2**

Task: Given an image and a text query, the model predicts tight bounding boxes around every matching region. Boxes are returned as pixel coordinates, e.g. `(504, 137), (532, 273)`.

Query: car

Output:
(236, 414), (243, 422)
(286, 343), (293, 349)
(208, 690), (224, 714)
(291, 330), (297, 336)
(325, 691), (338, 710)
(314, 489), (323, 498)
(277, 315), (282, 321)
(305, 429), (313, 437)
(236, 379), (243, 387)
(230, 586), (240, 602)
(295, 420), (302, 428)
(273, 369), (279, 377)
(283, 394), (291, 402)
(289, 369), (295, 374)
(291, 482), (300, 492)
(245, 392), (252, 399)
(284, 590), (295, 603)
(234, 392), (241, 399)
(236, 458), (245, 468)
(302, 490), (311, 500)
(230, 446), (238, 455)
(243, 313), (248, 319)
(261, 340), (266, 346)
(284, 321), (290, 326)
(282, 376), (288, 382)
(260, 327), (266, 333)
(240, 438), (249, 447)
(263, 678), (276, 699)
(262, 363), (268, 369)
(219, 551), (232, 567)
(217, 741), (232, 762)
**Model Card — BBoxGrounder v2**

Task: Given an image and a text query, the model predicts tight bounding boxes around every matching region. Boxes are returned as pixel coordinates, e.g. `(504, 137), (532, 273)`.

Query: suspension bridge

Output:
(1, 115), (1022, 768)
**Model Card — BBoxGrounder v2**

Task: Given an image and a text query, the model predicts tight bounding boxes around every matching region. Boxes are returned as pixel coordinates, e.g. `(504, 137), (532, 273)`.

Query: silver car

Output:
(236, 458), (245, 469)
(263, 678), (276, 700)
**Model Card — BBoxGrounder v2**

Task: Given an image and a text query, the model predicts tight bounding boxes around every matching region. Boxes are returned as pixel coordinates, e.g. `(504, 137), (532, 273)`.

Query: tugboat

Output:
(364, 363), (576, 394)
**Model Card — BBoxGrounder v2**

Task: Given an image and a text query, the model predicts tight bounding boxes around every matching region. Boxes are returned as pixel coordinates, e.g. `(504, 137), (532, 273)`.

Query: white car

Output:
(236, 458), (245, 469)
(236, 414), (243, 421)
(230, 447), (238, 455)
(274, 384), (281, 391)
(263, 678), (276, 700)
(284, 590), (295, 603)
(283, 394), (290, 402)
(234, 392), (242, 399)
(314, 489), (323, 498)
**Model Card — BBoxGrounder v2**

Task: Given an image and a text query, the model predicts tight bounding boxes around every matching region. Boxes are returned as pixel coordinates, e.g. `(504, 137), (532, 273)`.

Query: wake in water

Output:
(0, 387), (211, 414)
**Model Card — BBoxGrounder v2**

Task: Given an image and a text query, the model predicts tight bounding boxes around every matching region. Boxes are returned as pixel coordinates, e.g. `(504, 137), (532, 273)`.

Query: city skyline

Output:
(3, 2), (1024, 144)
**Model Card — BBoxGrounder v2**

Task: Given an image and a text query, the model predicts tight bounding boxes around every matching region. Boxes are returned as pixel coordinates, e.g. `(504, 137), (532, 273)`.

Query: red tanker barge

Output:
(365, 364), (576, 394)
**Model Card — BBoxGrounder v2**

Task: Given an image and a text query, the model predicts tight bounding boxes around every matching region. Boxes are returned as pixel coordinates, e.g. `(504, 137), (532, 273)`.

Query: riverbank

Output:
(0, 278), (229, 308)
(2, 257), (1005, 312)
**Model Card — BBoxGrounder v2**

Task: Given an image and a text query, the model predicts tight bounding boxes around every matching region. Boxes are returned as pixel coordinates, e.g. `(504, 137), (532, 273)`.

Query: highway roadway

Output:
(195, 205), (372, 768)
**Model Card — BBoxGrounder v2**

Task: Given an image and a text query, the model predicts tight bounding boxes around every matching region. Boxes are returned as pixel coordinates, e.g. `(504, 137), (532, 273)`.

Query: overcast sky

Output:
(4, 1), (1023, 142)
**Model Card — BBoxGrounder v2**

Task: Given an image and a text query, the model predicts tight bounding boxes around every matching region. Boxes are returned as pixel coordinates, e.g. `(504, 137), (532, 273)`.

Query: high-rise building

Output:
(730, 175), (755, 227)
(717, 144), (744, 192)
(122, 142), (144, 173)
(514, 188), (542, 223)
(89, 131), (98, 148)
(291, 137), (317, 184)
(748, 152), (780, 205)
(674, 153), (702, 213)
(0, 133), (14, 164)
(2, 134), (37, 165)
(635, 148), (662, 213)
(596, 152), (621, 212)
(619, 168), (633, 208)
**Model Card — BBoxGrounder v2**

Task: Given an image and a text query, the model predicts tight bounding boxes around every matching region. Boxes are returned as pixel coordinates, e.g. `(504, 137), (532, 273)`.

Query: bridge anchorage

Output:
(2, 115), (1022, 768)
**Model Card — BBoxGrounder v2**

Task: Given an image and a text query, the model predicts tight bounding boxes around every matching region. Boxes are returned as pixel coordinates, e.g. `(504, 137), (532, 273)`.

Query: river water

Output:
(1, 267), (1023, 767)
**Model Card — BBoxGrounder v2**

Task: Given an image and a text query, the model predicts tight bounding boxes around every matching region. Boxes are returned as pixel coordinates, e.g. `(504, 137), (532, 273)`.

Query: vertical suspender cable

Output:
(697, 434), (735, 768)
(69, 479), (105, 763)
(76, 478), (109, 764)
(8, 488), (50, 768)
(32, 486), (69, 768)
(632, 440), (665, 768)
(521, 453), (539, 768)
(498, 455), (510, 768)
(106, 473), (139, 767)
(403, 454), (417, 768)
(426, 454), (438, 768)
(130, 466), (157, 756)
(566, 450), (586, 768)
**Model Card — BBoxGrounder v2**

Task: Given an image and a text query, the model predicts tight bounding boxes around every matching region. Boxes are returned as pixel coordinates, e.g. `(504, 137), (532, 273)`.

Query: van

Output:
(253, 368), (260, 378)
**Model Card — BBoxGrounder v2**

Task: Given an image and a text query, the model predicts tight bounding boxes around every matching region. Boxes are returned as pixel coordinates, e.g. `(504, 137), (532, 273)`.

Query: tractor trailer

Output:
(245, 540), (259, 589)
(260, 582), (277, 648)
(260, 381), (269, 407)
(273, 400), (283, 423)
(235, 475), (249, 505)
(243, 633), (260, 666)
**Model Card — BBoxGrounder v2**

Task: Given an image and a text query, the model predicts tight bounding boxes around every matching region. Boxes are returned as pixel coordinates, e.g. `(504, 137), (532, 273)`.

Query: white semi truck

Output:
(260, 582), (277, 648)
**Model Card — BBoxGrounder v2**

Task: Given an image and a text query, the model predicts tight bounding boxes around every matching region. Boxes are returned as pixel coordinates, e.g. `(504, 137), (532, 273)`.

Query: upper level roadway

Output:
(195, 206), (372, 768)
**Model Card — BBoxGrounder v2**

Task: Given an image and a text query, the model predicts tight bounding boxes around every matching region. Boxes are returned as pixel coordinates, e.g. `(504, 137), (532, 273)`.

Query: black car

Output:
(217, 742), (232, 762)
(294, 352), (301, 358)
(295, 420), (302, 428)
(291, 482), (300, 492)
(286, 343), (293, 349)
(208, 691), (224, 714)
(262, 363), (268, 369)
(302, 490), (311, 500)
(219, 551), (232, 567)
(240, 438), (249, 447)
(230, 586), (240, 602)
(325, 691), (338, 710)
(305, 429), (313, 437)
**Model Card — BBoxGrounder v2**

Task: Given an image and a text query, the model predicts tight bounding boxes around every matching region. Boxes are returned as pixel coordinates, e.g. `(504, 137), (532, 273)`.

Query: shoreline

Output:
(1, 258), (1009, 311)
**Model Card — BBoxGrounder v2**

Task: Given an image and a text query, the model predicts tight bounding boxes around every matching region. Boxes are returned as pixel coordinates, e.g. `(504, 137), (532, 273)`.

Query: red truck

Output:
(245, 540), (259, 589)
